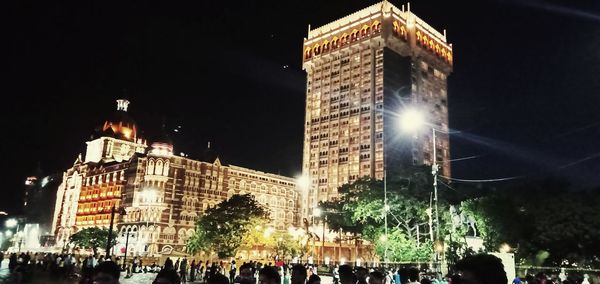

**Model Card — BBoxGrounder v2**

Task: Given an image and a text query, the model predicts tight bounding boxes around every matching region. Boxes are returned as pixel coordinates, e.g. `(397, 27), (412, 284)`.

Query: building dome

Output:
(96, 99), (138, 142)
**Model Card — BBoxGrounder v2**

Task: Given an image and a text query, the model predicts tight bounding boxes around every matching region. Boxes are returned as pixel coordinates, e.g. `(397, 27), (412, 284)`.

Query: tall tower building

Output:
(301, 1), (452, 213)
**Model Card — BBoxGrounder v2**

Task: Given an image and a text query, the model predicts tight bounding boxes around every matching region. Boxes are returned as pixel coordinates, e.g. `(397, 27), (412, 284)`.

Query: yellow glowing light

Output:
(499, 243), (511, 253)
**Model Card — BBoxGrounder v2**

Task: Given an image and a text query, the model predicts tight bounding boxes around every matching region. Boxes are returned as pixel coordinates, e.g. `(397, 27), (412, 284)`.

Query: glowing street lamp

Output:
(312, 208), (322, 217)
(5, 230), (12, 237)
(499, 243), (511, 253)
(5, 219), (17, 228)
(297, 176), (311, 191)
(399, 108), (426, 134)
(399, 107), (442, 271)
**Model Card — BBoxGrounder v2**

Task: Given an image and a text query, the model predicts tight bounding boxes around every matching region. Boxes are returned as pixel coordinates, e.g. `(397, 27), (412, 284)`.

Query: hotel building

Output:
(301, 1), (453, 214)
(52, 99), (300, 257)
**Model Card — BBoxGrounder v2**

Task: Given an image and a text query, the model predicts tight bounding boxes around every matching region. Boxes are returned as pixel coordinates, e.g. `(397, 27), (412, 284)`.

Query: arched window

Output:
(155, 160), (164, 176)
(305, 47), (311, 59)
(147, 159), (155, 175)
(313, 44), (320, 55)
(341, 33), (348, 45)
(322, 40), (329, 52)
(361, 25), (369, 37)
(351, 29), (359, 41)
(163, 160), (170, 176)
(332, 37), (339, 48)
(371, 21), (381, 33)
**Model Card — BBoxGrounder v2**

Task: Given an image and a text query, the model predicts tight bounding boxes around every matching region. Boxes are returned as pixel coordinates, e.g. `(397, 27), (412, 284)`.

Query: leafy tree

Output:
(69, 227), (117, 255)
(187, 194), (270, 258)
(320, 166), (444, 262)
(270, 231), (301, 260)
(463, 179), (600, 267)
(375, 228), (432, 262)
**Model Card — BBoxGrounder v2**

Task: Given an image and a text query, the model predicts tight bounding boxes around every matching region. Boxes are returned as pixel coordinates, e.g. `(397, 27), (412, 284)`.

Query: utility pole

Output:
(106, 206), (116, 258)
(432, 128), (441, 273)
(383, 169), (388, 263)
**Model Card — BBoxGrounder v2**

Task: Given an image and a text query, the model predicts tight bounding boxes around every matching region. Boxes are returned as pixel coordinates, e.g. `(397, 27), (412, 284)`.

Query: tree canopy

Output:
(320, 166), (441, 262)
(463, 179), (600, 267)
(187, 194), (270, 258)
(69, 227), (116, 255)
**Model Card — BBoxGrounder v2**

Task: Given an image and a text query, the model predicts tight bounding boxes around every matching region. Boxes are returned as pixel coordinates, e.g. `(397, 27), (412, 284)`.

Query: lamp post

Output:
(106, 206), (126, 258)
(399, 108), (443, 271)
(312, 208), (322, 265)
(122, 227), (133, 270)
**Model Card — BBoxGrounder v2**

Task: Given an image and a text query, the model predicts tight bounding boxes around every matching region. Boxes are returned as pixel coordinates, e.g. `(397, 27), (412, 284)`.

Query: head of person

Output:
(259, 266), (281, 284)
(355, 267), (369, 282)
(93, 261), (121, 284)
(237, 263), (255, 284)
(307, 274), (321, 284)
(153, 269), (181, 284)
(339, 265), (356, 284)
(209, 273), (231, 284)
(455, 254), (507, 284)
(407, 267), (420, 283)
(291, 264), (307, 284)
(368, 271), (385, 284)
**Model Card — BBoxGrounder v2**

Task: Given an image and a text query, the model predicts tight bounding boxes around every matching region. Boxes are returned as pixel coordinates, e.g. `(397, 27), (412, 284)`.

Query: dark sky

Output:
(4, 0), (600, 214)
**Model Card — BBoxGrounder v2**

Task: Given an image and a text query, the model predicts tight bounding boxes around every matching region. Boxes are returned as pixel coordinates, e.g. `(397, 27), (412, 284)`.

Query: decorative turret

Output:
(116, 98), (130, 112)
(94, 98), (138, 142)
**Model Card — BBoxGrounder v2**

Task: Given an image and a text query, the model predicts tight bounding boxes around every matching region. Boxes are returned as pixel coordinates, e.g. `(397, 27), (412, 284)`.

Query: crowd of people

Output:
(0, 251), (594, 284)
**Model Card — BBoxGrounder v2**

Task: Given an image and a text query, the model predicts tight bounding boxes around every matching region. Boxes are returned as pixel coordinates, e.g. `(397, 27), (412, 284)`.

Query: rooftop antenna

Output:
(407, 2), (411, 12)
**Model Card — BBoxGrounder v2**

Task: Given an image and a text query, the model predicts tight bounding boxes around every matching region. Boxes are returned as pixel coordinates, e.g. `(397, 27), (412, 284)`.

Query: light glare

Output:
(399, 108), (425, 133)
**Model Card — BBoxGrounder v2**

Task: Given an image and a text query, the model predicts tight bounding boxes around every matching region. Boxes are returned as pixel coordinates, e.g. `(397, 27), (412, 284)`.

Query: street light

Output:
(499, 243), (511, 253)
(106, 206), (126, 258)
(122, 227), (135, 270)
(5, 219), (17, 228)
(399, 109), (425, 133)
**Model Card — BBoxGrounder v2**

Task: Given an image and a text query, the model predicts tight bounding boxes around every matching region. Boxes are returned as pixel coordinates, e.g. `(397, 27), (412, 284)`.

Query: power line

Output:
(439, 151), (600, 183)
(439, 175), (524, 183)
(442, 155), (484, 163)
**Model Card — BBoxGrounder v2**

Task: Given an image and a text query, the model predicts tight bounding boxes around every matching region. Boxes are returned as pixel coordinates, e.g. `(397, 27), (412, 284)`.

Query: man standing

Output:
(230, 260), (237, 284)
(164, 257), (174, 271)
(180, 257), (188, 283)
(333, 265), (340, 284)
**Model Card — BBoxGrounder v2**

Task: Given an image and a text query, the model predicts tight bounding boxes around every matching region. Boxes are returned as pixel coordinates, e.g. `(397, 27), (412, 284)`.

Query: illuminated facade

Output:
(301, 1), (452, 214)
(52, 99), (301, 257)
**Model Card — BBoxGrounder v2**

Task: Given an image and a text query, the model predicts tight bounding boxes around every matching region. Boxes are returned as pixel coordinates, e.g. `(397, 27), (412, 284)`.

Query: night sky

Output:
(4, 0), (600, 214)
